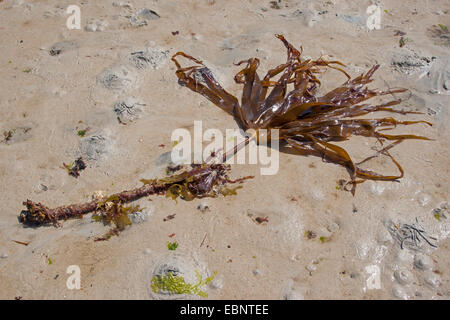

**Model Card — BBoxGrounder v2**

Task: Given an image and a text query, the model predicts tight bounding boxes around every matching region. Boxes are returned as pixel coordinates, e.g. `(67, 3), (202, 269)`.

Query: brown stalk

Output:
(20, 164), (251, 226)
(19, 183), (166, 226)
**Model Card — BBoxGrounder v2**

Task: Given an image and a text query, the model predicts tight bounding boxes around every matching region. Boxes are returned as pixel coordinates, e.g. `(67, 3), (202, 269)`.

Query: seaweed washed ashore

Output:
(19, 34), (431, 230)
(172, 34), (432, 193)
(19, 164), (252, 228)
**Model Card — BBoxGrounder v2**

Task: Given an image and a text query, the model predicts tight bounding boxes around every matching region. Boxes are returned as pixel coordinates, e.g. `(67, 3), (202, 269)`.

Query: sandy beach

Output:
(0, 0), (449, 300)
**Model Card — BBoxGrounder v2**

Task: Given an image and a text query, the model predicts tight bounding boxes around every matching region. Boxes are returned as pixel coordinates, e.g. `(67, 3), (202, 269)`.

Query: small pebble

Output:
(252, 269), (261, 275)
(414, 253), (433, 271)
(144, 248), (151, 255)
(394, 269), (414, 285)
(1, 253), (8, 259)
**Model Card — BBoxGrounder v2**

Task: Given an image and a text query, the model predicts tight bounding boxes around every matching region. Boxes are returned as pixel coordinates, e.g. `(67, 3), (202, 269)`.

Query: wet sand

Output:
(0, 0), (449, 299)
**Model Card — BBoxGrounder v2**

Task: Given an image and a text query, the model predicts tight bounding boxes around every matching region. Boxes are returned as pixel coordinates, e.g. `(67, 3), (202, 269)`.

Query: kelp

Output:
(172, 34), (431, 194)
(19, 164), (252, 227)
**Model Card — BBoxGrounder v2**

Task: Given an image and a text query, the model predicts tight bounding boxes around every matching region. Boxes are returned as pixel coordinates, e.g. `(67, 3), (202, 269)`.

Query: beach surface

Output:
(0, 0), (449, 299)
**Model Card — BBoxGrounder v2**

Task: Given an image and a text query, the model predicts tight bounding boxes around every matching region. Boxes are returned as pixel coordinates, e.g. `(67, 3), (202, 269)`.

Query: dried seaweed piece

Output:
(63, 157), (87, 178)
(19, 164), (252, 226)
(12, 240), (29, 246)
(163, 214), (176, 222)
(305, 230), (317, 239)
(399, 37), (412, 47)
(3, 127), (31, 144)
(270, 1), (281, 9)
(172, 34), (431, 194)
(255, 216), (269, 224)
(49, 48), (61, 56)
(3, 129), (14, 143)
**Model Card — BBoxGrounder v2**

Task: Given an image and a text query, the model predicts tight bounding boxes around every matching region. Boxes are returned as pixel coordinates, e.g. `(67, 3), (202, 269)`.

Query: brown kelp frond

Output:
(19, 164), (253, 227)
(172, 34), (431, 194)
(171, 52), (238, 117)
